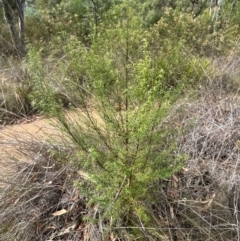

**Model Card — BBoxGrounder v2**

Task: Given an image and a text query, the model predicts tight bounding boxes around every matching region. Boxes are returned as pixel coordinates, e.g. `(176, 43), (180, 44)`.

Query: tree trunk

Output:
(1, 0), (26, 57)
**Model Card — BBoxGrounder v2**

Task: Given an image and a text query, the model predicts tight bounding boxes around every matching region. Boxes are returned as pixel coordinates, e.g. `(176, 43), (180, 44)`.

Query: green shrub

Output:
(26, 48), (62, 115)
(25, 14), (52, 49)
(25, 1), (91, 52)
(25, 1), (216, 238)
(149, 7), (239, 57)
(25, 5), (188, 239)
(56, 47), (184, 240)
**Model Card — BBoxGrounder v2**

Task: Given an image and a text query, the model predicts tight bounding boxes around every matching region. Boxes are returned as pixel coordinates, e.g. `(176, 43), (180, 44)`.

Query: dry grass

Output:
(0, 59), (32, 124)
(0, 139), (88, 241)
(156, 79), (240, 240)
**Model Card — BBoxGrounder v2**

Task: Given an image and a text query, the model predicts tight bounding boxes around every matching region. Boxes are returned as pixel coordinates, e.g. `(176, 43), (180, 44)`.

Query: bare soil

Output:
(0, 117), (61, 184)
(0, 109), (103, 185)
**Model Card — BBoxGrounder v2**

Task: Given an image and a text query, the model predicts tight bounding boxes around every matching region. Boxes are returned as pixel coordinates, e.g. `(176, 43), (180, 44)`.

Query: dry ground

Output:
(0, 108), (103, 185)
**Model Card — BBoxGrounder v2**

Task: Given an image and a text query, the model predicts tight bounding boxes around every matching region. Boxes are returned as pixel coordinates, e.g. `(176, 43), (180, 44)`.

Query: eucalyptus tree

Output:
(1, 0), (26, 56)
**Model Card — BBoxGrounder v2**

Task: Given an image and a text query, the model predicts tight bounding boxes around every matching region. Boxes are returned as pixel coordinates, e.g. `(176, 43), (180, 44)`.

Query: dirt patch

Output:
(0, 117), (61, 183)
(0, 108), (103, 184)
